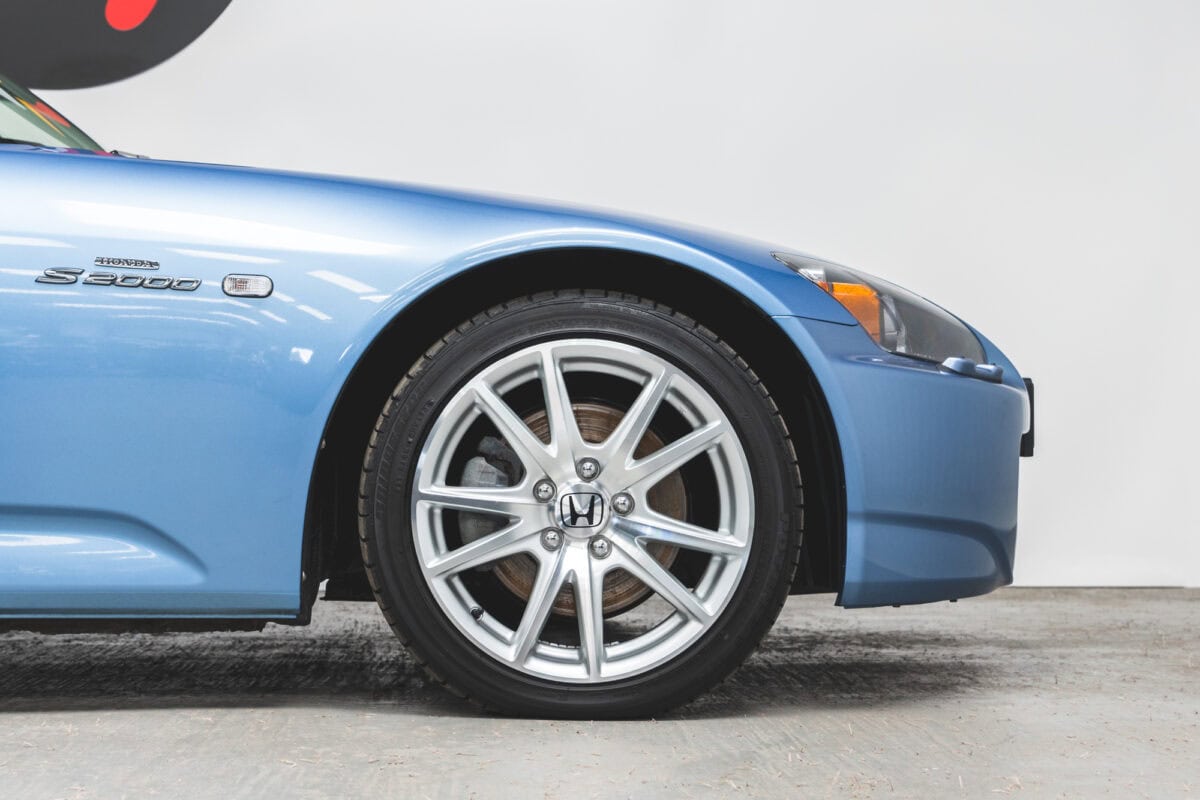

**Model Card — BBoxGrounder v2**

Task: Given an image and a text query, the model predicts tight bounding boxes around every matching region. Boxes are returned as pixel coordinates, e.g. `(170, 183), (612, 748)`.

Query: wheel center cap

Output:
(558, 490), (606, 531)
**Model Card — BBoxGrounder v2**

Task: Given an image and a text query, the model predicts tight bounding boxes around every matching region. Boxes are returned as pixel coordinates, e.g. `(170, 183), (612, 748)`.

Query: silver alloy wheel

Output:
(412, 338), (754, 683)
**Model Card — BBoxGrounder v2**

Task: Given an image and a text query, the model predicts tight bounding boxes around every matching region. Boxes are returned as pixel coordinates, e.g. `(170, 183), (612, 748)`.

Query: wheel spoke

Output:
(572, 552), (607, 677)
(540, 346), (584, 459)
(611, 536), (712, 623)
(620, 419), (727, 490)
(612, 514), (746, 557)
(471, 382), (558, 478)
(602, 364), (672, 466)
(416, 484), (532, 517)
(511, 549), (569, 663)
(426, 520), (538, 577)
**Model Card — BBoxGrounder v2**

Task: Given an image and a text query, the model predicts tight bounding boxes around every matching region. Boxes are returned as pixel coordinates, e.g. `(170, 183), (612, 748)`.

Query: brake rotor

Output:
(493, 402), (685, 617)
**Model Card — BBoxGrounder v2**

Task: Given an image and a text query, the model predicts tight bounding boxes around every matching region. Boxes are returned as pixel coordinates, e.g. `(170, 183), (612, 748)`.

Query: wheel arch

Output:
(302, 247), (846, 609)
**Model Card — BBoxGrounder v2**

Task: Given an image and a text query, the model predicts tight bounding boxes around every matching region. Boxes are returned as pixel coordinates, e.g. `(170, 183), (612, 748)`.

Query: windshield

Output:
(0, 73), (103, 151)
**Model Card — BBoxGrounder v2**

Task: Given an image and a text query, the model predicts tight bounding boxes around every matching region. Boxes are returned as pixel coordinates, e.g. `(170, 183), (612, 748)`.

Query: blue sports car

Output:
(0, 75), (1032, 717)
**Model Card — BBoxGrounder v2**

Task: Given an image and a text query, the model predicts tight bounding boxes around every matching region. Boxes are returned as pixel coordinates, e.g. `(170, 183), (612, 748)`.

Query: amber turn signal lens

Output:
(828, 282), (882, 340)
(774, 252), (988, 364)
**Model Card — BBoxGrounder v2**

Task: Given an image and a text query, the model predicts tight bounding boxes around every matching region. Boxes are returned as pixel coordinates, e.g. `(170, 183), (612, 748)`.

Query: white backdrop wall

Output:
(44, 1), (1200, 586)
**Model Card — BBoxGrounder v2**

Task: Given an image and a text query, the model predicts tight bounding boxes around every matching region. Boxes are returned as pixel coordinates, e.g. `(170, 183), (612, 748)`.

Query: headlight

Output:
(773, 252), (986, 364)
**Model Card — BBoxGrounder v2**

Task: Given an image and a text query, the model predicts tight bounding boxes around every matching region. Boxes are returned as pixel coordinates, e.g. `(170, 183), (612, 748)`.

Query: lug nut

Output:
(589, 537), (611, 559)
(612, 492), (634, 516)
(541, 528), (564, 551)
(576, 457), (601, 481)
(533, 479), (556, 502)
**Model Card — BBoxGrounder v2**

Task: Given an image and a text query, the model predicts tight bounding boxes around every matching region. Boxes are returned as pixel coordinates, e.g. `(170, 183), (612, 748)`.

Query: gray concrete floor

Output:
(0, 588), (1196, 798)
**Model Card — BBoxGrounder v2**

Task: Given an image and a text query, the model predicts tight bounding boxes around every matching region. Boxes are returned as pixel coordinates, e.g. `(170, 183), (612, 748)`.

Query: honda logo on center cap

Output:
(560, 493), (604, 528)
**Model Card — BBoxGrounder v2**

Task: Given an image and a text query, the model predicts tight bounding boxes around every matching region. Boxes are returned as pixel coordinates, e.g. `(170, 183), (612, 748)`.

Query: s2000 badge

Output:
(36, 267), (200, 291)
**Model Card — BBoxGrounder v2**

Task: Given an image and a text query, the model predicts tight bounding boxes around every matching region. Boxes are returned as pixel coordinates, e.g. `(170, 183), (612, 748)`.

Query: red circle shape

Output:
(105, 0), (159, 32)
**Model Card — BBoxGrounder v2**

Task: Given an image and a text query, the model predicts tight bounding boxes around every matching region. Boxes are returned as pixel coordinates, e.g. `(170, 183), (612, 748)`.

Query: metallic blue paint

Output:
(775, 318), (1025, 607)
(0, 146), (1027, 617)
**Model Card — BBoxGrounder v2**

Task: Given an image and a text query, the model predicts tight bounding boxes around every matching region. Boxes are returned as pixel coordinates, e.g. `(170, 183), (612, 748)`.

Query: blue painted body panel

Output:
(776, 318), (1025, 607)
(0, 146), (1026, 616)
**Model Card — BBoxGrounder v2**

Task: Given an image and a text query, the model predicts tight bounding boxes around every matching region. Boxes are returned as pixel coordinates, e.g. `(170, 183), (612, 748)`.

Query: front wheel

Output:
(359, 291), (802, 718)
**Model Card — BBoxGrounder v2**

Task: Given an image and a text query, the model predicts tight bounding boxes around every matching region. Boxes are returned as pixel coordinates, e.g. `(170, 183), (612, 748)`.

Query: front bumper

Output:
(775, 316), (1028, 608)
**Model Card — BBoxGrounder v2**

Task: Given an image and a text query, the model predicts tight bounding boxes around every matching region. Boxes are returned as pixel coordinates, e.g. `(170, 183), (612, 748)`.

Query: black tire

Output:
(358, 290), (802, 718)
